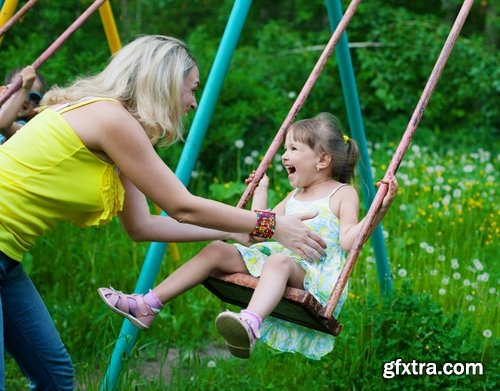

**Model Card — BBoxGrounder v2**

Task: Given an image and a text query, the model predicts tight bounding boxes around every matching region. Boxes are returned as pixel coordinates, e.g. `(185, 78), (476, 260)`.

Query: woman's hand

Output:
(273, 212), (326, 260)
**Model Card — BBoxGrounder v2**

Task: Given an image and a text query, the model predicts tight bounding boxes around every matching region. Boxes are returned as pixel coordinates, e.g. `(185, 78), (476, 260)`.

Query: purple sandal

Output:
(98, 287), (159, 329)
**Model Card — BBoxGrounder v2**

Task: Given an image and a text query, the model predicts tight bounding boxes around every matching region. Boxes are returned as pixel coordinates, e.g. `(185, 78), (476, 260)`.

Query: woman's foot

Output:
(98, 287), (161, 329)
(215, 311), (259, 359)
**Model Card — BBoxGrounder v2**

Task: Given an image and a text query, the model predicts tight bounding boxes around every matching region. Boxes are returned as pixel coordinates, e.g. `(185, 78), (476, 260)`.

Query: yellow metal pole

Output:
(0, 0), (20, 45)
(98, 0), (121, 54)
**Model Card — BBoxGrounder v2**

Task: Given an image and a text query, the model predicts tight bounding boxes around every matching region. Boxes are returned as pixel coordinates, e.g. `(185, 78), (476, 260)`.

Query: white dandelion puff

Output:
(477, 273), (490, 282)
(234, 139), (244, 149)
(472, 258), (484, 271)
(207, 360), (216, 368)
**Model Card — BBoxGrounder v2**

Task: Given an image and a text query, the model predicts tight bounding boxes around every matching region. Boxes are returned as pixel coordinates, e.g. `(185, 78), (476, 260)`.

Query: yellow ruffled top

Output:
(0, 98), (124, 261)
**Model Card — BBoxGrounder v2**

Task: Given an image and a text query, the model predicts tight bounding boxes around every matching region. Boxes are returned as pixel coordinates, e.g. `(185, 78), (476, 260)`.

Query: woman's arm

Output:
(119, 174), (239, 243)
(64, 101), (326, 259)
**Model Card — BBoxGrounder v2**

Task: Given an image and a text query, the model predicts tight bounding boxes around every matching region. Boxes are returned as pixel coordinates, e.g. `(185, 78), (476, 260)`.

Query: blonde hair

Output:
(42, 35), (197, 146)
(286, 112), (359, 183)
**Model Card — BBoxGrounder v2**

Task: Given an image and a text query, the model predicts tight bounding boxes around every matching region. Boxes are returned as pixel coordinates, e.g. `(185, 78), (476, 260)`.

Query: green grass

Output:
(5, 139), (498, 390)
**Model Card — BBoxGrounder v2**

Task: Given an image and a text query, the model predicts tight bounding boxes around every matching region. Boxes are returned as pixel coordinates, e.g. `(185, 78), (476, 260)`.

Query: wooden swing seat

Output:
(203, 272), (343, 336)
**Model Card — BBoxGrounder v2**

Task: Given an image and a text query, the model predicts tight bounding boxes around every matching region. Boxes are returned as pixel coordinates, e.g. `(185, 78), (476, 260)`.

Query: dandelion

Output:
(244, 156), (254, 165)
(442, 277), (450, 285)
(451, 258), (459, 269)
(438, 254), (446, 262)
(274, 153), (282, 162)
(453, 189), (462, 198)
(489, 287), (496, 294)
(207, 360), (216, 368)
(477, 272), (490, 282)
(472, 258), (484, 271)
(275, 165), (284, 173)
(463, 279), (471, 286)
(468, 305), (476, 312)
(191, 170), (199, 179)
(465, 295), (473, 301)
(453, 272), (461, 280)
(398, 269), (408, 277)
(251, 150), (259, 158)
(437, 176), (444, 184)
(383, 230), (389, 239)
(467, 266), (477, 273)
(438, 288), (446, 295)
(407, 160), (415, 169)
(234, 139), (244, 149)
(463, 165), (474, 173)
(483, 329), (492, 338)
(442, 195), (451, 206)
(287, 91), (297, 99)
(430, 269), (438, 276)
(399, 204), (407, 211)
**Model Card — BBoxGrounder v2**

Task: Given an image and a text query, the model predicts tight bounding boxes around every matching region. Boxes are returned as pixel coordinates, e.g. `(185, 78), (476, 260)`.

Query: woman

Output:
(0, 35), (325, 390)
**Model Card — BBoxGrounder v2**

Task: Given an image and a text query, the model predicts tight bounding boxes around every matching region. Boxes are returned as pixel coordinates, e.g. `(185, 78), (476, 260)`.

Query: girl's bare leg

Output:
(152, 241), (248, 304)
(246, 254), (305, 319)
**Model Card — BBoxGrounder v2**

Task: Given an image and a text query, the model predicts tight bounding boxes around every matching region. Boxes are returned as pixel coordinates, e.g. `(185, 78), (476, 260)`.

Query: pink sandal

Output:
(215, 311), (257, 359)
(98, 287), (159, 329)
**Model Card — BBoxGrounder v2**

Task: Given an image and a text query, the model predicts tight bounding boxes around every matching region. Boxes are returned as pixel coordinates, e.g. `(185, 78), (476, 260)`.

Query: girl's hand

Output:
(19, 66), (37, 90)
(245, 170), (269, 190)
(378, 175), (398, 211)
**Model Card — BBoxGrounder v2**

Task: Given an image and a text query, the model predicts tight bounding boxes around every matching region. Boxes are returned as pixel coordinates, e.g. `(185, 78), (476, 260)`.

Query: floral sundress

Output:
(232, 184), (349, 360)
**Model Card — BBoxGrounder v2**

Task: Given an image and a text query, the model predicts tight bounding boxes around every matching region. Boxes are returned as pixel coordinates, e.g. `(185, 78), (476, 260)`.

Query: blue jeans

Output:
(0, 252), (74, 390)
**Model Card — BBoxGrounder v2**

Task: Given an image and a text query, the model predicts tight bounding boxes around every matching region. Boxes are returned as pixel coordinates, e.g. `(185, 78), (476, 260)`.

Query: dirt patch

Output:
(138, 345), (230, 383)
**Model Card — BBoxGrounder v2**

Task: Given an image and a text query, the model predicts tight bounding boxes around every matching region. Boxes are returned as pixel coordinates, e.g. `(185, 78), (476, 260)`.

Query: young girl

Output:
(99, 112), (398, 360)
(0, 65), (45, 143)
(0, 35), (326, 389)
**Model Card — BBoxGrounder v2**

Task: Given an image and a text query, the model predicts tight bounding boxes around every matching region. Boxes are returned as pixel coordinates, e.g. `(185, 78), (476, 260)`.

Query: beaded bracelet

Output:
(251, 210), (276, 239)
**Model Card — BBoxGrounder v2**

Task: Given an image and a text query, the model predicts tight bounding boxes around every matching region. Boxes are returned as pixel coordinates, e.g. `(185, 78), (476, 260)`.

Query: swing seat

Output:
(203, 272), (343, 336)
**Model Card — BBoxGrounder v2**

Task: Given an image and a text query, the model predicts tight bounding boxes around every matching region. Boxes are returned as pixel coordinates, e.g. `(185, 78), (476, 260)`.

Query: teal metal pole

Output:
(99, 1), (252, 390)
(325, 0), (392, 294)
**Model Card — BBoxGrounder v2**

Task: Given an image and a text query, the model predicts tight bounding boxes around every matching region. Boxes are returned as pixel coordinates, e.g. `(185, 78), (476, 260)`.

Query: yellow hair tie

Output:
(343, 135), (349, 144)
